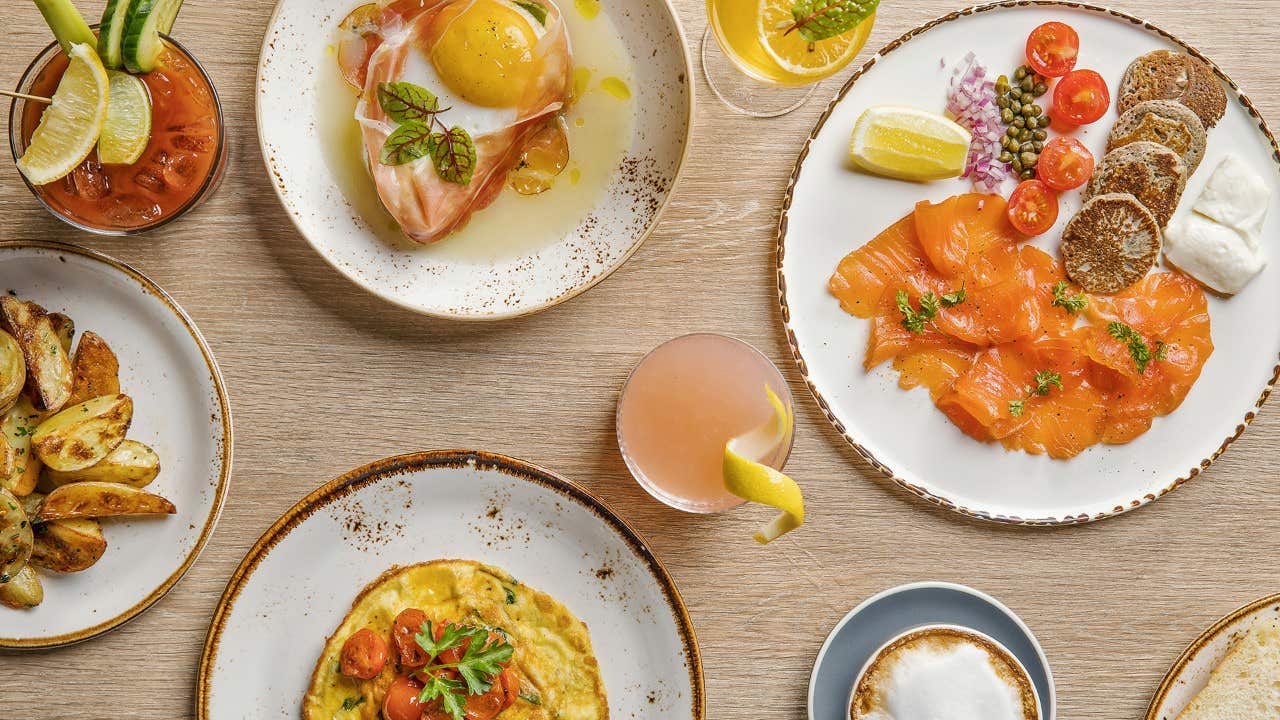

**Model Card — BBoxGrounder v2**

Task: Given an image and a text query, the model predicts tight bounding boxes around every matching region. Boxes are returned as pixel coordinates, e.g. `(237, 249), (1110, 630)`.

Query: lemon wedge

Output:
(724, 387), (804, 544)
(850, 105), (972, 181)
(757, 1), (873, 81)
(98, 71), (152, 165)
(16, 43), (110, 186)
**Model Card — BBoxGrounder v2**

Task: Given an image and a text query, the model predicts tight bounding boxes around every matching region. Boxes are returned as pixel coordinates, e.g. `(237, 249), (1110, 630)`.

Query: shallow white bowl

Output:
(256, 0), (693, 319)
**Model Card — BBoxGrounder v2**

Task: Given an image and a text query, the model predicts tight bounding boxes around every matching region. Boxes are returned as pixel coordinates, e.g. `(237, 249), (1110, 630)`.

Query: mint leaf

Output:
(429, 126), (477, 185)
(380, 121), (434, 165)
(788, 0), (879, 43)
(514, 0), (548, 24)
(377, 82), (439, 124)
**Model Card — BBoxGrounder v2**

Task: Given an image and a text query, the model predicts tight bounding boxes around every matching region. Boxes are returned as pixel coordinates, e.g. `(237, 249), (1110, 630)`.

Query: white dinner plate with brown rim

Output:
(0, 241), (232, 649)
(196, 450), (704, 719)
(256, 0), (693, 320)
(1145, 591), (1280, 719)
(777, 1), (1280, 525)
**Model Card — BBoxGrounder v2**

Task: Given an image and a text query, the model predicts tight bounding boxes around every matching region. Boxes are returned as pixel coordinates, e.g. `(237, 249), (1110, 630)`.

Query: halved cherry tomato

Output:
(383, 676), (425, 720)
(433, 624), (508, 667)
(1025, 22), (1079, 77)
(392, 608), (431, 670)
(1007, 179), (1059, 236)
(1052, 69), (1110, 125)
(340, 627), (389, 680)
(1036, 137), (1095, 191)
(417, 667), (519, 720)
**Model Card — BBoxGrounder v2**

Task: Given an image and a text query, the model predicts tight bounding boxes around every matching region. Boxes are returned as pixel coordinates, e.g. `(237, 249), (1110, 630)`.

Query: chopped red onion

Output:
(946, 52), (1010, 194)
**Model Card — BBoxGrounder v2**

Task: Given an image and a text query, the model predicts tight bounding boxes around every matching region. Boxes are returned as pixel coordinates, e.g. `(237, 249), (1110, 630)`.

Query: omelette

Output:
(303, 560), (608, 720)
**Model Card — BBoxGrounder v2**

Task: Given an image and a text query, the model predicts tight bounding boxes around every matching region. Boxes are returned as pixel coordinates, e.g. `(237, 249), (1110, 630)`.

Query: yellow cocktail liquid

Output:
(706, 0), (876, 86)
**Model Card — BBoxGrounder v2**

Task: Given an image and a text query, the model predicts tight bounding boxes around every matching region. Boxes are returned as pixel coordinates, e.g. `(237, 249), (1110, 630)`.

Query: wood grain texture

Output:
(1, 1), (1278, 718)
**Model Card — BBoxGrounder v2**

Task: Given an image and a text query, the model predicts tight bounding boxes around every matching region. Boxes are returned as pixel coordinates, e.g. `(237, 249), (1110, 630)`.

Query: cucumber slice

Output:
(98, 0), (131, 69)
(33, 0), (96, 55)
(121, 0), (184, 73)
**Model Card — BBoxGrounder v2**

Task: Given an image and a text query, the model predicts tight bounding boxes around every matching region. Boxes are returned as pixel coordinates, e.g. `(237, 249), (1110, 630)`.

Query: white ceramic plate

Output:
(777, 1), (1280, 524)
(1145, 592), (1280, 720)
(0, 241), (232, 648)
(257, 0), (692, 319)
(197, 450), (703, 719)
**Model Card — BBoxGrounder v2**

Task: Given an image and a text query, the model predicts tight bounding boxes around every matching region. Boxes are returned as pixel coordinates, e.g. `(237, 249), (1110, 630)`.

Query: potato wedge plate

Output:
(0, 242), (230, 649)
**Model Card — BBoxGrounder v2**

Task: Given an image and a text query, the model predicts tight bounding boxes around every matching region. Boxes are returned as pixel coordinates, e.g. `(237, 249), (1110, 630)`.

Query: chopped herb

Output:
(13, 425), (35, 438)
(519, 691), (542, 705)
(897, 286), (964, 334)
(940, 285), (967, 308)
(1107, 322), (1164, 374)
(513, 0), (548, 24)
(1051, 281), (1088, 314)
(504, 586), (517, 604)
(1007, 399), (1026, 417)
(340, 696), (365, 711)
(1008, 369), (1063, 417)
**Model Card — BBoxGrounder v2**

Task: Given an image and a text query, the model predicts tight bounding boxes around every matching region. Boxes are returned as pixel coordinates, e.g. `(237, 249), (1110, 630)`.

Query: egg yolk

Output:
(426, 0), (542, 108)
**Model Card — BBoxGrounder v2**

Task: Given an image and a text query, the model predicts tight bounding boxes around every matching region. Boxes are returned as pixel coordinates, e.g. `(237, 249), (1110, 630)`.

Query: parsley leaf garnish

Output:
(1008, 370), (1063, 417)
(940, 285), (967, 308)
(1107, 322), (1165, 374)
(896, 286), (964, 335)
(1051, 282), (1088, 314)
(419, 673), (467, 720)
(1007, 399), (1026, 417)
(414, 622), (516, 720)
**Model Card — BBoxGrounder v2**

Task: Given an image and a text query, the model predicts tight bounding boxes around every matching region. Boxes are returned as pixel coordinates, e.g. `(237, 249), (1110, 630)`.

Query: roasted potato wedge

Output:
(43, 440), (160, 489)
(0, 565), (42, 609)
(0, 330), (25, 412)
(0, 298), (72, 413)
(37, 481), (175, 521)
(67, 331), (120, 407)
(0, 487), (33, 583)
(18, 492), (43, 519)
(2, 396), (46, 496)
(32, 394), (132, 472)
(31, 518), (106, 572)
(47, 313), (74, 354)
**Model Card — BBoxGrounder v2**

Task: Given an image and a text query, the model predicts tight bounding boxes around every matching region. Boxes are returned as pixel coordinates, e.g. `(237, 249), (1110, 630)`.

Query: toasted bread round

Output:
(1062, 193), (1161, 294)
(1108, 99), (1206, 174)
(1118, 50), (1227, 128)
(1085, 141), (1186, 227)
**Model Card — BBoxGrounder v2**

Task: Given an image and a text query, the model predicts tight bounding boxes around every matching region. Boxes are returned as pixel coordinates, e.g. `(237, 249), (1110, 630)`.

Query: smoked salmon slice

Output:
(829, 194), (1214, 459)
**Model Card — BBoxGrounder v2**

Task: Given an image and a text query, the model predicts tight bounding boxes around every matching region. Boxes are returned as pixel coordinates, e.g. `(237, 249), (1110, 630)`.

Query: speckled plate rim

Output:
(194, 449), (705, 719)
(807, 581), (1057, 720)
(0, 240), (234, 650)
(1143, 590), (1280, 720)
(254, 0), (697, 322)
(775, 0), (1280, 526)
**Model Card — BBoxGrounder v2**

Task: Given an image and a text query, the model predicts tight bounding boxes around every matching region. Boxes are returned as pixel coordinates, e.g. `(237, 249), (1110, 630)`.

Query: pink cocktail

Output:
(616, 333), (795, 513)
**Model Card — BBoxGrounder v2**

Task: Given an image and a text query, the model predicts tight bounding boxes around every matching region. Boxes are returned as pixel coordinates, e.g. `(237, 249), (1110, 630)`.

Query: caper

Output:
(1014, 67), (1027, 81)
(1001, 108), (1015, 123)
(1025, 116), (1039, 130)
(1020, 142), (1034, 153)
(1007, 126), (1020, 138)
(1021, 168), (1036, 180)
(1033, 140), (1044, 152)
(1013, 117), (1025, 129)
(1020, 77), (1035, 93)
(1033, 82), (1048, 96)
(1011, 157), (1023, 172)
(1010, 100), (1022, 113)
(1021, 151), (1038, 165)
(997, 97), (1010, 110)
(1019, 131), (1033, 142)
(1034, 129), (1048, 141)
(1020, 105), (1036, 118)
(1009, 88), (1023, 101)
(1029, 104), (1042, 116)
(999, 151), (1014, 164)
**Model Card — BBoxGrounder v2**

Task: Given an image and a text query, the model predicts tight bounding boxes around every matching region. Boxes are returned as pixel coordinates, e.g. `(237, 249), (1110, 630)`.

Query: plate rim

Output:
(775, 0), (1280, 526)
(1143, 590), (1280, 720)
(194, 449), (706, 719)
(806, 580), (1057, 720)
(0, 239), (234, 650)
(254, 0), (697, 321)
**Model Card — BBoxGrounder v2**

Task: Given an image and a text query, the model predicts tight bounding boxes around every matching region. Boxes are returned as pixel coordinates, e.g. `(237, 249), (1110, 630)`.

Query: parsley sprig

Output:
(414, 622), (515, 720)
(1107, 322), (1167, 375)
(1008, 370), (1063, 417)
(896, 286), (965, 335)
(1051, 282), (1087, 314)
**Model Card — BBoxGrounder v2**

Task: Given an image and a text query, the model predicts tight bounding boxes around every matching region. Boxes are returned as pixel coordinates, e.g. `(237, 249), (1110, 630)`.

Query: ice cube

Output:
(160, 151), (199, 187)
(66, 161), (110, 199)
(133, 168), (166, 194)
(105, 195), (162, 224)
(170, 133), (212, 153)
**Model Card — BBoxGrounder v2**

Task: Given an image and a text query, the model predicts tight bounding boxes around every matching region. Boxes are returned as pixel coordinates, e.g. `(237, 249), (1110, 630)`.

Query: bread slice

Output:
(1108, 100), (1207, 174)
(1062, 193), (1161, 293)
(1086, 141), (1186, 227)
(1118, 50), (1227, 128)
(1177, 619), (1280, 720)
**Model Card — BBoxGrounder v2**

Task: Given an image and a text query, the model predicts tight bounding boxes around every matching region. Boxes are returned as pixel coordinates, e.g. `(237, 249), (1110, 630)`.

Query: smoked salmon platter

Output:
(778, 2), (1280, 524)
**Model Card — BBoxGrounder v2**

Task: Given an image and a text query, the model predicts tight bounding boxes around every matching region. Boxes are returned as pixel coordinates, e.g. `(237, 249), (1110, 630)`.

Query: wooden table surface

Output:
(2, 0), (1278, 717)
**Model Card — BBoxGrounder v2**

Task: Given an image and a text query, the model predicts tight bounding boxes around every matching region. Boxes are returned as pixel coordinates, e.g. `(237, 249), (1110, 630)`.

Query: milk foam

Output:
(863, 641), (1029, 720)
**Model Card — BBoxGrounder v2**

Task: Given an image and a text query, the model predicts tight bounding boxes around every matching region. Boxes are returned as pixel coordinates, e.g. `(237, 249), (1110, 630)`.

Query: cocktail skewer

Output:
(0, 89), (52, 104)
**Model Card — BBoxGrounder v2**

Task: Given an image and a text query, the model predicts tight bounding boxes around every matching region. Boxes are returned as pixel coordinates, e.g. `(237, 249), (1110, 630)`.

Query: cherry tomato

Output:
(1007, 179), (1059, 236)
(1052, 69), (1110, 125)
(433, 624), (507, 666)
(1036, 137), (1095, 191)
(383, 676), (425, 720)
(392, 609), (431, 670)
(417, 668), (518, 720)
(340, 627), (389, 680)
(1025, 22), (1080, 77)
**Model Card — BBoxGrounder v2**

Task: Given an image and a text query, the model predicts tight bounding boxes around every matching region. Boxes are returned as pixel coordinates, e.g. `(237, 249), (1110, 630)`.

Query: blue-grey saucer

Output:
(808, 582), (1056, 720)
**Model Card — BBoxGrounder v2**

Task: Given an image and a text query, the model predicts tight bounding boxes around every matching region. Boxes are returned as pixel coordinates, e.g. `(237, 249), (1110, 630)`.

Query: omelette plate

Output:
(777, 1), (1280, 524)
(197, 451), (703, 719)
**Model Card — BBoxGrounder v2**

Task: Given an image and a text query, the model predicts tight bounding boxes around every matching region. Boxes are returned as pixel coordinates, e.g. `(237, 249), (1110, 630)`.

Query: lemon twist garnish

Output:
(723, 387), (804, 544)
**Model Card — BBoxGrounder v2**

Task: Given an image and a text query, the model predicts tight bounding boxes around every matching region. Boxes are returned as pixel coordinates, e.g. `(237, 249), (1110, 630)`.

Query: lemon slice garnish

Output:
(757, 1), (874, 82)
(724, 387), (804, 544)
(849, 105), (972, 181)
(16, 43), (110, 186)
(98, 71), (152, 165)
